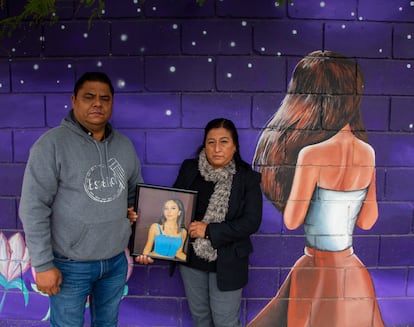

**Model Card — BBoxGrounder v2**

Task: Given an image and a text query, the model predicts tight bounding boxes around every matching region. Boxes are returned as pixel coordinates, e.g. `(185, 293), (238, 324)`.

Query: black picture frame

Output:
(130, 183), (197, 262)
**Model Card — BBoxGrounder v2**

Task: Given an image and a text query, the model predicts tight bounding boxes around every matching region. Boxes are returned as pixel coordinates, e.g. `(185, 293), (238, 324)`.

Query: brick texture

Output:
(0, 0), (413, 326)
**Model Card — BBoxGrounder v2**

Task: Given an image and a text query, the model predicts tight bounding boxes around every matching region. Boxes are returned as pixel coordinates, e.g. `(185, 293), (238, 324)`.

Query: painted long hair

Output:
(253, 50), (368, 212)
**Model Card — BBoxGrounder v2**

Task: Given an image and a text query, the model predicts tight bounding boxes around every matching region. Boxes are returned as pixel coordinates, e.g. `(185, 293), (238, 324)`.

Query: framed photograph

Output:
(130, 183), (197, 262)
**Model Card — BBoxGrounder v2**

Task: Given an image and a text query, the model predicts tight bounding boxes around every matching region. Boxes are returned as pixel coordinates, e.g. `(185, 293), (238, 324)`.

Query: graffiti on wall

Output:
(0, 232), (30, 311)
(249, 50), (384, 327)
(0, 234), (133, 322)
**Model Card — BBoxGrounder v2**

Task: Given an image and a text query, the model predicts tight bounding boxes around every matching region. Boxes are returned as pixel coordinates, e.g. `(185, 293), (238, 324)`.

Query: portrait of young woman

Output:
(142, 198), (188, 261)
(129, 185), (197, 263)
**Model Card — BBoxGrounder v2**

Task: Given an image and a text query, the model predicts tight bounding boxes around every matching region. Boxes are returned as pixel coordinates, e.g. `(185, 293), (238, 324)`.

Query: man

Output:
(19, 72), (143, 327)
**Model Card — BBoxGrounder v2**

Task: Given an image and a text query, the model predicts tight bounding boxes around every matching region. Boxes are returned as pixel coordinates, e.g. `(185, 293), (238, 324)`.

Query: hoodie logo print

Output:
(84, 158), (126, 202)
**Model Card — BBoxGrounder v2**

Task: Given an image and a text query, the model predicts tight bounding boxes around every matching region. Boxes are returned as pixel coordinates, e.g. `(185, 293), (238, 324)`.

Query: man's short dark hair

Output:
(74, 72), (114, 97)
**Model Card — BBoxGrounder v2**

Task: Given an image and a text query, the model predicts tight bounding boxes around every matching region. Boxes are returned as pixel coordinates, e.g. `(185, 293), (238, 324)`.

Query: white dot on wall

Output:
(261, 47), (266, 52)
(96, 61), (103, 67)
(136, 8), (141, 13)
(64, 104), (68, 109)
(117, 79), (126, 88)
(56, 80), (60, 84)
(407, 63), (412, 69)
(247, 63), (253, 68)
(140, 47), (146, 53)
(20, 80), (24, 84)
(169, 66), (176, 73)
(227, 73), (232, 78)
(11, 48), (16, 52)
(0, 83), (3, 88)
(101, 9), (106, 15)
(192, 41), (196, 46)
(120, 34), (128, 41)
(407, 34), (412, 40)
(351, 12), (356, 16)
(230, 41), (236, 47)
(33, 64), (39, 70)
(409, 123), (413, 129)
(61, 25), (66, 30)
(399, 7), (403, 11)
(277, 52), (282, 56)
(274, 1), (280, 7)
(152, 6), (157, 11)
(172, 24), (178, 30)
(133, 0), (138, 3)
(410, 1), (414, 6)
(292, 29), (298, 35)
(165, 109), (172, 116)
(341, 24), (346, 29)
(202, 30), (207, 35)
(83, 33), (88, 38)
(320, 1), (326, 8)
(52, 12), (56, 17)
(241, 21), (247, 26)
(379, 48), (383, 53)
(208, 58), (213, 62)
(358, 16), (363, 20)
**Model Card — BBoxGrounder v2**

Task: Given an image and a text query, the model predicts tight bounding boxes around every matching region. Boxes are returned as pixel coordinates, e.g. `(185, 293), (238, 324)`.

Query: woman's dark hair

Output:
(158, 199), (186, 233)
(198, 118), (245, 166)
(73, 72), (114, 97)
(253, 50), (368, 211)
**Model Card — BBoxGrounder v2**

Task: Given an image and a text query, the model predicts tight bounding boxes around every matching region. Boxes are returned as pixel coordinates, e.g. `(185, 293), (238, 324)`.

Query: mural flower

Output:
(0, 232), (31, 311)
(30, 267), (50, 321)
(123, 247), (134, 298)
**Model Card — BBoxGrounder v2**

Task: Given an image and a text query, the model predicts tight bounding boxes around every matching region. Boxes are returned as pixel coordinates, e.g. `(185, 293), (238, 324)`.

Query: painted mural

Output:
(0, 232), (30, 312)
(250, 51), (384, 326)
(1, 0), (414, 326)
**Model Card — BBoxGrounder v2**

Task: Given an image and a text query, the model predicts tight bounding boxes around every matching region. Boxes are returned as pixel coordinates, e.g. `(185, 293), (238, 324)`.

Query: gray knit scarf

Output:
(193, 149), (236, 262)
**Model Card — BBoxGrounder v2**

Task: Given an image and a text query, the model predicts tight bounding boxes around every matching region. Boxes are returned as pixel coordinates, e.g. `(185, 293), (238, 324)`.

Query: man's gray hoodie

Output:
(19, 110), (143, 272)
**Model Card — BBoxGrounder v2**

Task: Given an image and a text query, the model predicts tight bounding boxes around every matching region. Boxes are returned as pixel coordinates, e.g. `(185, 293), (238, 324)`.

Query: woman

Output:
(248, 51), (384, 327)
(137, 118), (263, 327)
(142, 198), (188, 261)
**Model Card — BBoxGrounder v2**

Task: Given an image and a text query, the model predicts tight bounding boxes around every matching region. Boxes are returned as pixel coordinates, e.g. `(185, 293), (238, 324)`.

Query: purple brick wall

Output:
(0, 0), (413, 326)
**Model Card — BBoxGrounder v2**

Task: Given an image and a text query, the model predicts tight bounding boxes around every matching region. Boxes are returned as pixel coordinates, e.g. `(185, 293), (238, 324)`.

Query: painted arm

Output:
(142, 223), (157, 255)
(356, 169), (378, 230)
(174, 229), (188, 261)
(283, 148), (318, 230)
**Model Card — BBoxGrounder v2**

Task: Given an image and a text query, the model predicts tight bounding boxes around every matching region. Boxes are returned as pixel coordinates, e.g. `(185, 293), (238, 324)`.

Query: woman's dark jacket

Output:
(173, 158), (263, 291)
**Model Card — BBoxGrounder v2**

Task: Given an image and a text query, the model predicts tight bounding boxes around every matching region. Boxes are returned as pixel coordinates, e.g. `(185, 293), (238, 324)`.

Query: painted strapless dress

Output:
(248, 186), (384, 327)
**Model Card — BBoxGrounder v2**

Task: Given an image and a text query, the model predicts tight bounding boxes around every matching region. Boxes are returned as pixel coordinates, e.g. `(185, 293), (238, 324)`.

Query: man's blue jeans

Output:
(50, 251), (128, 327)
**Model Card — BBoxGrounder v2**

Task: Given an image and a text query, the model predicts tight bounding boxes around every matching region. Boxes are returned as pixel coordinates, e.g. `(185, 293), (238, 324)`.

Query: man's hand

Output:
(128, 207), (138, 225)
(36, 267), (62, 296)
(135, 255), (154, 265)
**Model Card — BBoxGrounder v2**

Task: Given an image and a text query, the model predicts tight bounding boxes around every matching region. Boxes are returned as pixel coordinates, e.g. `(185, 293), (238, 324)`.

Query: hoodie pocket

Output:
(58, 218), (131, 261)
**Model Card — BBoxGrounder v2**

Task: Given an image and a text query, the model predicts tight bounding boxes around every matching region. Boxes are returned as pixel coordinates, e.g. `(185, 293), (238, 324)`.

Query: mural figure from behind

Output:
(249, 50), (384, 327)
(142, 199), (188, 261)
